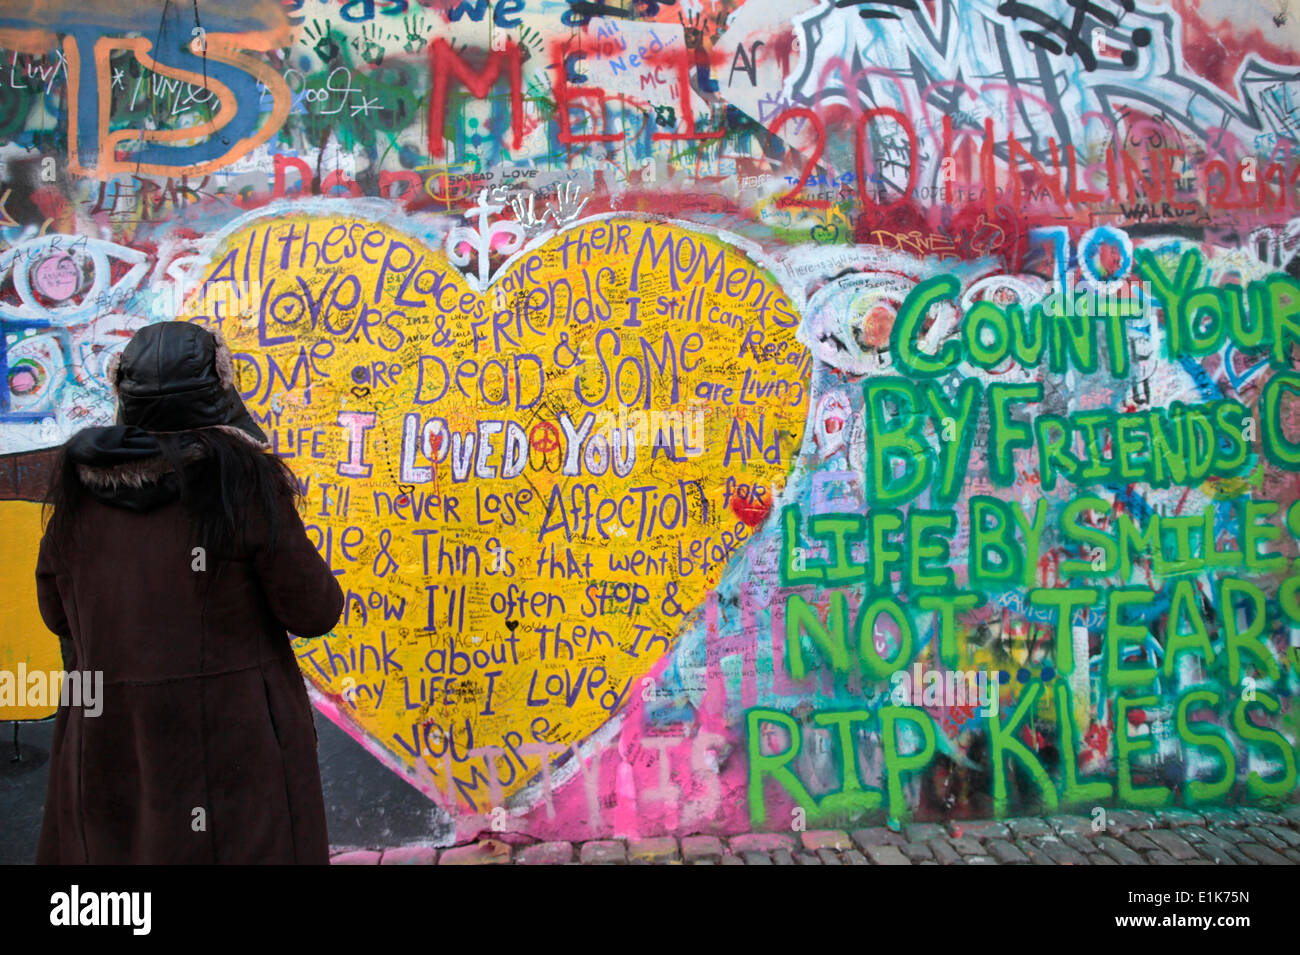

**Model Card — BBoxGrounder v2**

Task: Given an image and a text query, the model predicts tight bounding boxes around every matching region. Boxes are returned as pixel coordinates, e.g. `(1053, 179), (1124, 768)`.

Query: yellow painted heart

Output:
(179, 210), (810, 814)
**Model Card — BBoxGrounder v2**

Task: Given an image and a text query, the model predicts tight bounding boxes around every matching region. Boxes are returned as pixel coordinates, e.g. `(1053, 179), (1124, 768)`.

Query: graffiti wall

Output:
(1, 0), (1299, 843)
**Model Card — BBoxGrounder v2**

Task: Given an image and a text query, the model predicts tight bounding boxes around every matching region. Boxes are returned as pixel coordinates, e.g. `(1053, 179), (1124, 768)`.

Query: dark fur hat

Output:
(106, 322), (268, 450)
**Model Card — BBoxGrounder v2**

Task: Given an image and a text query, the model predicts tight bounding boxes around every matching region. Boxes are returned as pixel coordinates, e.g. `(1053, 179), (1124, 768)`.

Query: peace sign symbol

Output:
(530, 421), (561, 454)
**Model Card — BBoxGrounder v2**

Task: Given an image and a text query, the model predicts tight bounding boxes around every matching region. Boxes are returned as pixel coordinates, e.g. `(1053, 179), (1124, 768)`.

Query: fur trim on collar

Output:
(77, 442), (207, 490)
(78, 456), (172, 490)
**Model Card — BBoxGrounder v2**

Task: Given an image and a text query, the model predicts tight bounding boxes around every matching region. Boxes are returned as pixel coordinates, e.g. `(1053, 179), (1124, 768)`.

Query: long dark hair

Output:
(42, 427), (303, 559)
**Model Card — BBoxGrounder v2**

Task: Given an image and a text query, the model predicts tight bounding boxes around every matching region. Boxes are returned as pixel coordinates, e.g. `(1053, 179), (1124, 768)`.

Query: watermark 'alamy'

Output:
(0, 665), (102, 716)
(50, 885), (150, 935)
(151, 280), (263, 321)
(1039, 279), (1151, 318)
(889, 663), (997, 717)
(592, 402), (709, 456)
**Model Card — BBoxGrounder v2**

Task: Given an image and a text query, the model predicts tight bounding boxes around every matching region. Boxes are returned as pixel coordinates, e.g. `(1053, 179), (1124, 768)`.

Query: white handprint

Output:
(548, 182), (590, 225)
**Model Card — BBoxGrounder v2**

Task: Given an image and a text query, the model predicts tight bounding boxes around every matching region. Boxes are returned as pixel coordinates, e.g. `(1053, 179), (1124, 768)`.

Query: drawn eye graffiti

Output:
(6, 358), (45, 398)
(30, 252), (87, 303)
(804, 272), (915, 376)
(71, 313), (150, 385)
(0, 237), (151, 428)
(3, 330), (67, 417)
(0, 235), (150, 323)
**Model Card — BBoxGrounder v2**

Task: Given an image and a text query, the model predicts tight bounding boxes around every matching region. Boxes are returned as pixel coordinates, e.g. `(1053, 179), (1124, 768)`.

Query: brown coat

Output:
(34, 452), (344, 864)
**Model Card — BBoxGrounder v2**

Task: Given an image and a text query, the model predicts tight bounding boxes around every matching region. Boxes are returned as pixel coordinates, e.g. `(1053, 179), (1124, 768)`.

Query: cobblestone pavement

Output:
(331, 805), (1300, 865)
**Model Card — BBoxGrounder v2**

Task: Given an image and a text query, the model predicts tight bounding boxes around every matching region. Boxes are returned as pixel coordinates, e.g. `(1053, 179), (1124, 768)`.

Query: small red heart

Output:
(731, 491), (772, 528)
